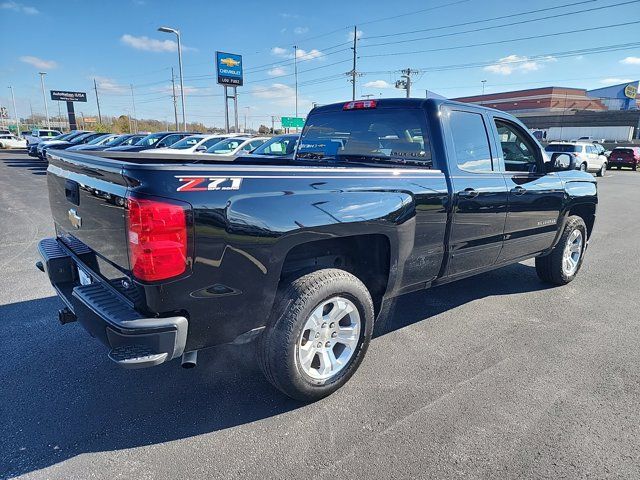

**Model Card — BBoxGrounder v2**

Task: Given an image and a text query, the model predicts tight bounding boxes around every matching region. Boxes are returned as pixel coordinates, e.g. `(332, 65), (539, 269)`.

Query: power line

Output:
(362, 19), (640, 58)
(364, 0), (596, 40)
(361, 0), (640, 49)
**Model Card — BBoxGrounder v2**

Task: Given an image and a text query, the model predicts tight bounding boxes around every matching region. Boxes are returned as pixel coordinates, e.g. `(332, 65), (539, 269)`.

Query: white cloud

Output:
(484, 54), (555, 75)
(271, 46), (324, 61)
(348, 29), (364, 41)
(93, 76), (127, 94)
(157, 84), (203, 95)
(1, 2), (38, 14)
(600, 77), (633, 85)
(120, 34), (195, 53)
(252, 83), (312, 110)
(364, 80), (392, 89)
(268, 66), (287, 76)
(279, 13), (298, 19)
(620, 56), (640, 65)
(294, 26), (309, 35)
(20, 56), (57, 69)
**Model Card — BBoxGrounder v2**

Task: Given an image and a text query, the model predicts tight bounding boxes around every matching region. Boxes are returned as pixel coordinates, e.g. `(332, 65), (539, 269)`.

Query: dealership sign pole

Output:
(216, 51), (243, 134)
(50, 90), (87, 131)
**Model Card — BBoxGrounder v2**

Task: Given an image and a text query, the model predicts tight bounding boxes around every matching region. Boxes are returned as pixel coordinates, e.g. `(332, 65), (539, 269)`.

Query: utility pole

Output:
(293, 45), (298, 118)
(480, 79), (487, 105)
(171, 67), (179, 130)
(8, 86), (20, 136)
(130, 84), (137, 133)
(395, 68), (418, 98)
(93, 78), (102, 124)
(271, 115), (275, 134)
(347, 26), (360, 101)
(244, 106), (249, 133)
(38, 72), (50, 129)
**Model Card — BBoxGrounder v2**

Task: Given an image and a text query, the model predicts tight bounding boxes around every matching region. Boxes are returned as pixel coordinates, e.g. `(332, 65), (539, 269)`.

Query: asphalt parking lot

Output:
(1, 149), (639, 480)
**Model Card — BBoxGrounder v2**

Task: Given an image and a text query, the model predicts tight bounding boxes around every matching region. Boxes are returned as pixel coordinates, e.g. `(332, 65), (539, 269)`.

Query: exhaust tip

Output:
(181, 350), (198, 369)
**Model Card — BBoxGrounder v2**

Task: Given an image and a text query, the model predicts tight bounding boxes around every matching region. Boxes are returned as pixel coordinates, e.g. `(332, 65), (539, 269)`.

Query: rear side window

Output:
(298, 108), (433, 167)
(448, 110), (493, 173)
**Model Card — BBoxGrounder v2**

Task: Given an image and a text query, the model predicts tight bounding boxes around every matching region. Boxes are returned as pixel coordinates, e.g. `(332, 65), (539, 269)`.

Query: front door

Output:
(444, 108), (508, 277)
(490, 117), (564, 262)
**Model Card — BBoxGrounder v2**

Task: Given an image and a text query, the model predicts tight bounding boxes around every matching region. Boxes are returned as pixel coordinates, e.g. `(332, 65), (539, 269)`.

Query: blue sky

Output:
(1, 0), (639, 129)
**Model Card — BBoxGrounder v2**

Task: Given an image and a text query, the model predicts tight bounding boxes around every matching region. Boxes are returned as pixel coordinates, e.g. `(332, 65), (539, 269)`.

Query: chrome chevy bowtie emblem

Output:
(68, 208), (82, 229)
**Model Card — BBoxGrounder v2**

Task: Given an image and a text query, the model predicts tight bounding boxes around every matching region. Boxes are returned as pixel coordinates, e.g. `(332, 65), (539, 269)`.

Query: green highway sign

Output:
(281, 116), (305, 128)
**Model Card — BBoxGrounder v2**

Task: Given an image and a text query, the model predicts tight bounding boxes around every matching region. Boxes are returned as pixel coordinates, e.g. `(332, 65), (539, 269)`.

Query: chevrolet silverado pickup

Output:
(37, 99), (597, 401)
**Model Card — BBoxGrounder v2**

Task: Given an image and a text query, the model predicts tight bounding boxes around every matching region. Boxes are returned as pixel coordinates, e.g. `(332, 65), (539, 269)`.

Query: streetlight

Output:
(38, 72), (50, 129)
(8, 86), (20, 137)
(158, 26), (186, 131)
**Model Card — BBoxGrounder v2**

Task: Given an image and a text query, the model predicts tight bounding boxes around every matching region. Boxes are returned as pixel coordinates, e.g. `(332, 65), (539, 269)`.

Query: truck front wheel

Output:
(258, 269), (374, 401)
(535, 215), (587, 285)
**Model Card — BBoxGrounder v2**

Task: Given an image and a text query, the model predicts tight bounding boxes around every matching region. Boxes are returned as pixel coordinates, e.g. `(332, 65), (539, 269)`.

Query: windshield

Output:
(206, 138), (247, 154)
(613, 148), (633, 155)
(298, 108), (432, 166)
(545, 144), (581, 153)
(169, 136), (205, 149)
(85, 134), (112, 145)
(252, 135), (298, 155)
(134, 133), (165, 147)
(69, 133), (95, 144)
(122, 135), (144, 146)
(103, 135), (128, 147)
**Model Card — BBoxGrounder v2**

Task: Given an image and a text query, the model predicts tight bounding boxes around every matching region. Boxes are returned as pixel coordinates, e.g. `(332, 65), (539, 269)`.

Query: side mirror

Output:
(549, 152), (576, 172)
(195, 145), (207, 152)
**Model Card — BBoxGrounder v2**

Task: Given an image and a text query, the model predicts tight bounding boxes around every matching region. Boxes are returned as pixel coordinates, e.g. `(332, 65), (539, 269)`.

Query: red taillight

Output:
(126, 196), (190, 282)
(343, 100), (377, 110)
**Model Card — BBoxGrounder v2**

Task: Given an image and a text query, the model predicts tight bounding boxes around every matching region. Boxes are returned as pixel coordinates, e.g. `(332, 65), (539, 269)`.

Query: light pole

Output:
(38, 72), (50, 129)
(158, 26), (186, 131)
(293, 45), (298, 119)
(8, 86), (20, 137)
(481, 79), (487, 104)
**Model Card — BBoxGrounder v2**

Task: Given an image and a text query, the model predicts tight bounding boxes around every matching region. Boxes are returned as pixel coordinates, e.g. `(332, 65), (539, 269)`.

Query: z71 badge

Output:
(176, 176), (243, 192)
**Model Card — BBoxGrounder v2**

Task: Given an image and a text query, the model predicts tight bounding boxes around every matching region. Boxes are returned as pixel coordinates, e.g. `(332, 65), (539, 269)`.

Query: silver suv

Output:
(545, 142), (607, 177)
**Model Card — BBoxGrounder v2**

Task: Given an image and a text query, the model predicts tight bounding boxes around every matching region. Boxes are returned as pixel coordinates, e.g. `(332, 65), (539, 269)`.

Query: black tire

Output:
(579, 162), (588, 172)
(535, 215), (587, 285)
(258, 269), (374, 401)
(596, 163), (606, 177)
(633, 165), (638, 172)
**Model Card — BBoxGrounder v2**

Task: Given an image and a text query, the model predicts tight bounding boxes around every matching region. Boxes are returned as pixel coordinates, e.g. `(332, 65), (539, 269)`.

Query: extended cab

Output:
(38, 99), (597, 401)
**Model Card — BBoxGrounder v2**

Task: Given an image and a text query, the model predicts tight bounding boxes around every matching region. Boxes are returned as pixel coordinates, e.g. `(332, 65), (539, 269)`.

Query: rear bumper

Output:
(37, 237), (188, 368)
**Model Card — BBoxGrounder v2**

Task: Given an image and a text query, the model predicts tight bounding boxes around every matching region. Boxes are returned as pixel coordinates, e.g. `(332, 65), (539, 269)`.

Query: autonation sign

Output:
(50, 90), (87, 102)
(216, 51), (243, 86)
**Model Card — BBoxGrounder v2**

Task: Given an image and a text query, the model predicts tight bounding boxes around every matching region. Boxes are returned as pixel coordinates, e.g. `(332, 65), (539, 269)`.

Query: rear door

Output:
(443, 107), (508, 276)
(489, 115), (564, 261)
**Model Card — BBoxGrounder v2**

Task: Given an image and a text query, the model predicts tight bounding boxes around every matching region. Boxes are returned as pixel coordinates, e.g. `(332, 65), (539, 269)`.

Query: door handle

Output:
(510, 186), (527, 195)
(458, 188), (479, 199)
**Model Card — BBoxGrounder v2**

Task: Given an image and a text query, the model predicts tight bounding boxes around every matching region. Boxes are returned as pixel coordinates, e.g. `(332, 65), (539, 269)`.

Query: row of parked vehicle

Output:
(544, 141), (640, 175)
(26, 129), (299, 161)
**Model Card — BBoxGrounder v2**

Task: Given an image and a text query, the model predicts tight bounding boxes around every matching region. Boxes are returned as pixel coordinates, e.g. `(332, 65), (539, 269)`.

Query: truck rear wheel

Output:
(535, 215), (587, 285)
(258, 269), (374, 401)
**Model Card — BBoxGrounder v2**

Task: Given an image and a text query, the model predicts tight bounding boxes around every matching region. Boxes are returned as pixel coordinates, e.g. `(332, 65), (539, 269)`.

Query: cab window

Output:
(494, 120), (540, 173)
(448, 110), (493, 173)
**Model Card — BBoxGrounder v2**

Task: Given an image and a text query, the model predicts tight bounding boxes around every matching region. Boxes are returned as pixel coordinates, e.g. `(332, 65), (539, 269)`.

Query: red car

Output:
(608, 147), (640, 171)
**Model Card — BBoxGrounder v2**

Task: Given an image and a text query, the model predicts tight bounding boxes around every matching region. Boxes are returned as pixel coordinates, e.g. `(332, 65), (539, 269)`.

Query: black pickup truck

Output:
(38, 98), (597, 401)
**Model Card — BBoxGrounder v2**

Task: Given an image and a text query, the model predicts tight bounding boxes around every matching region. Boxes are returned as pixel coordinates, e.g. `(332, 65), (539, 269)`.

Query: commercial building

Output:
(452, 81), (640, 141)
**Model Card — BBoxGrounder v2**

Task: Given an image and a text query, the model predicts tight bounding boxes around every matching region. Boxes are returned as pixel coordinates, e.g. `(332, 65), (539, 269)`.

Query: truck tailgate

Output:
(47, 151), (130, 272)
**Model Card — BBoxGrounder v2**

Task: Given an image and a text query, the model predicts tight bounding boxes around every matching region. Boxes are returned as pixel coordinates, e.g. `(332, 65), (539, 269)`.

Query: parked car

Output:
(66, 134), (119, 151)
(607, 147), (640, 171)
(41, 132), (107, 159)
(105, 132), (194, 152)
(205, 136), (268, 156)
(545, 142), (607, 176)
(36, 131), (91, 158)
(0, 134), (27, 149)
(245, 133), (298, 160)
(38, 98), (598, 401)
(25, 128), (62, 146)
(145, 134), (233, 155)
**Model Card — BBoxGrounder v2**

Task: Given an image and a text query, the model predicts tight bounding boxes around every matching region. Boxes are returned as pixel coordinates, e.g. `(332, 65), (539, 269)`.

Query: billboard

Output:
(216, 52), (243, 86)
(50, 90), (87, 102)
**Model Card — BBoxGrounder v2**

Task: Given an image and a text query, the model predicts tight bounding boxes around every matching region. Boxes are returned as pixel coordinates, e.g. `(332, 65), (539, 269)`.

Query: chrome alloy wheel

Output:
(562, 229), (583, 276)
(297, 296), (361, 381)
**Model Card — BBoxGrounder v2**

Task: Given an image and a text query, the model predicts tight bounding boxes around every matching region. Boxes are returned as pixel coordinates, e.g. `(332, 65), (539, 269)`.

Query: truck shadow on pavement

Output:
(1, 156), (48, 175)
(1, 262), (550, 478)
